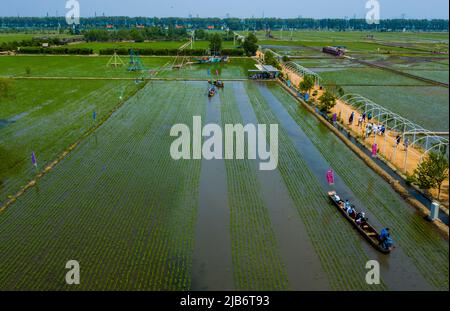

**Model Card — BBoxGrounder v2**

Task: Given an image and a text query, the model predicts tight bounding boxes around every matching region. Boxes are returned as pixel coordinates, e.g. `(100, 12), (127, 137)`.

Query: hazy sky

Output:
(1, 0), (449, 19)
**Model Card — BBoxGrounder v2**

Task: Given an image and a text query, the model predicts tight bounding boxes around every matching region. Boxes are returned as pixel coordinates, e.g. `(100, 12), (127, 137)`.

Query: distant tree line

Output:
(83, 28), (237, 43)
(0, 17), (448, 32)
(84, 26), (188, 42)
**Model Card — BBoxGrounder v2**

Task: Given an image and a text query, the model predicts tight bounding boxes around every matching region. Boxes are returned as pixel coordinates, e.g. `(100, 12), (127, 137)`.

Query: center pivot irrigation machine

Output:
(128, 49), (146, 72)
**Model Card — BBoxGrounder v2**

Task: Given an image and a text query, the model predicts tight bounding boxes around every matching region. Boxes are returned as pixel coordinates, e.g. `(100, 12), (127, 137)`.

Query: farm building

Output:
(249, 64), (280, 79)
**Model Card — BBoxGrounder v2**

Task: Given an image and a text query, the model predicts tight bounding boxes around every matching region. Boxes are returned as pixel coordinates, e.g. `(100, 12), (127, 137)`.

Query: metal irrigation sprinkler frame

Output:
(283, 61), (323, 86)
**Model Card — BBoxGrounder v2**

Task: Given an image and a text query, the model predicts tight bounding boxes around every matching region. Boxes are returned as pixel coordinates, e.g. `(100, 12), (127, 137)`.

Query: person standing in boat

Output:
(379, 228), (394, 250)
(380, 228), (390, 240)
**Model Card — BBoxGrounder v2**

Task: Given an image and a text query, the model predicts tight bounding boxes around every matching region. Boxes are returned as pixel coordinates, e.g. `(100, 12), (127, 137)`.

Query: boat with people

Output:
(208, 80), (224, 88)
(208, 86), (216, 97)
(328, 191), (394, 254)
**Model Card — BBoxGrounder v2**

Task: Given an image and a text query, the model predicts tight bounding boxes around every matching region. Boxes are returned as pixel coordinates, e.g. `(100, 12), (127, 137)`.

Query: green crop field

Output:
(0, 29), (448, 291)
(0, 81), (205, 290)
(0, 55), (255, 79)
(0, 77), (447, 290)
(247, 30), (449, 45)
(0, 55), (173, 78)
(343, 85), (449, 131)
(0, 79), (140, 204)
(0, 34), (38, 43)
(318, 67), (427, 85)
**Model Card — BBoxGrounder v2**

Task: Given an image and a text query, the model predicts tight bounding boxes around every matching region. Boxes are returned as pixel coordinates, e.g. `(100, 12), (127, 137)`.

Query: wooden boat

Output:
(328, 191), (392, 254)
(208, 87), (216, 97)
(214, 80), (224, 88)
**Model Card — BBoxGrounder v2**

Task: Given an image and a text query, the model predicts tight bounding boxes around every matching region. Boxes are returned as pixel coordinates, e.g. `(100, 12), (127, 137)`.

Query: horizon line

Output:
(1, 15), (449, 21)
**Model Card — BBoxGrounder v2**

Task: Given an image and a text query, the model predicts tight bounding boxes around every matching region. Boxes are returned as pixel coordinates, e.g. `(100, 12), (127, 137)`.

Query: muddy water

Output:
(191, 90), (234, 291)
(257, 82), (432, 290)
(231, 82), (330, 290)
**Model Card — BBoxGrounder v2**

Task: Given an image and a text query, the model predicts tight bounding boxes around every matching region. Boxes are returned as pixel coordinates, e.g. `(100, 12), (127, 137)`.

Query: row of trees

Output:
(208, 32), (258, 56)
(195, 29), (236, 41)
(83, 26), (188, 42)
(1, 17), (448, 31)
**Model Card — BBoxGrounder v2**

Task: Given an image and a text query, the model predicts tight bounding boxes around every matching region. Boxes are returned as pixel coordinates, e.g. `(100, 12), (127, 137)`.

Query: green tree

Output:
(130, 29), (145, 42)
(414, 152), (449, 200)
(195, 29), (209, 40)
(209, 33), (223, 55)
(318, 90), (337, 113)
(299, 75), (315, 95)
(264, 50), (281, 69)
(243, 33), (258, 56)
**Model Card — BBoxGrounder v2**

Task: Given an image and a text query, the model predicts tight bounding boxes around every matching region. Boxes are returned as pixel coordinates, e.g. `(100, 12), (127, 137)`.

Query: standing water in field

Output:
(231, 81), (330, 290)
(191, 86), (233, 291)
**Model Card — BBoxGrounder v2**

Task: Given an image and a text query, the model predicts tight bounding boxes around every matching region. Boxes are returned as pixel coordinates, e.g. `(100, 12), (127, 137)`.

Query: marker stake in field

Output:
(31, 152), (38, 169)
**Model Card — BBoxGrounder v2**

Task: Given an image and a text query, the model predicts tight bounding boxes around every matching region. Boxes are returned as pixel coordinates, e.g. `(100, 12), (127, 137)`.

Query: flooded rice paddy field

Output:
(0, 80), (447, 290)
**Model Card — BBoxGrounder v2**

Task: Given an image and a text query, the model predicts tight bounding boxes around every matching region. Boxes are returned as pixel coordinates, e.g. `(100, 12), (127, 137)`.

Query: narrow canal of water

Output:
(232, 81), (330, 290)
(191, 86), (234, 290)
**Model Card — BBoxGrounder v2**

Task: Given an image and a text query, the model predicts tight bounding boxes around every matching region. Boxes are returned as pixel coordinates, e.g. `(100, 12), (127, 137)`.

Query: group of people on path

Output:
(348, 111), (386, 138)
(347, 110), (412, 153)
(365, 123), (386, 138)
(395, 134), (410, 151)
(349, 111), (372, 127)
